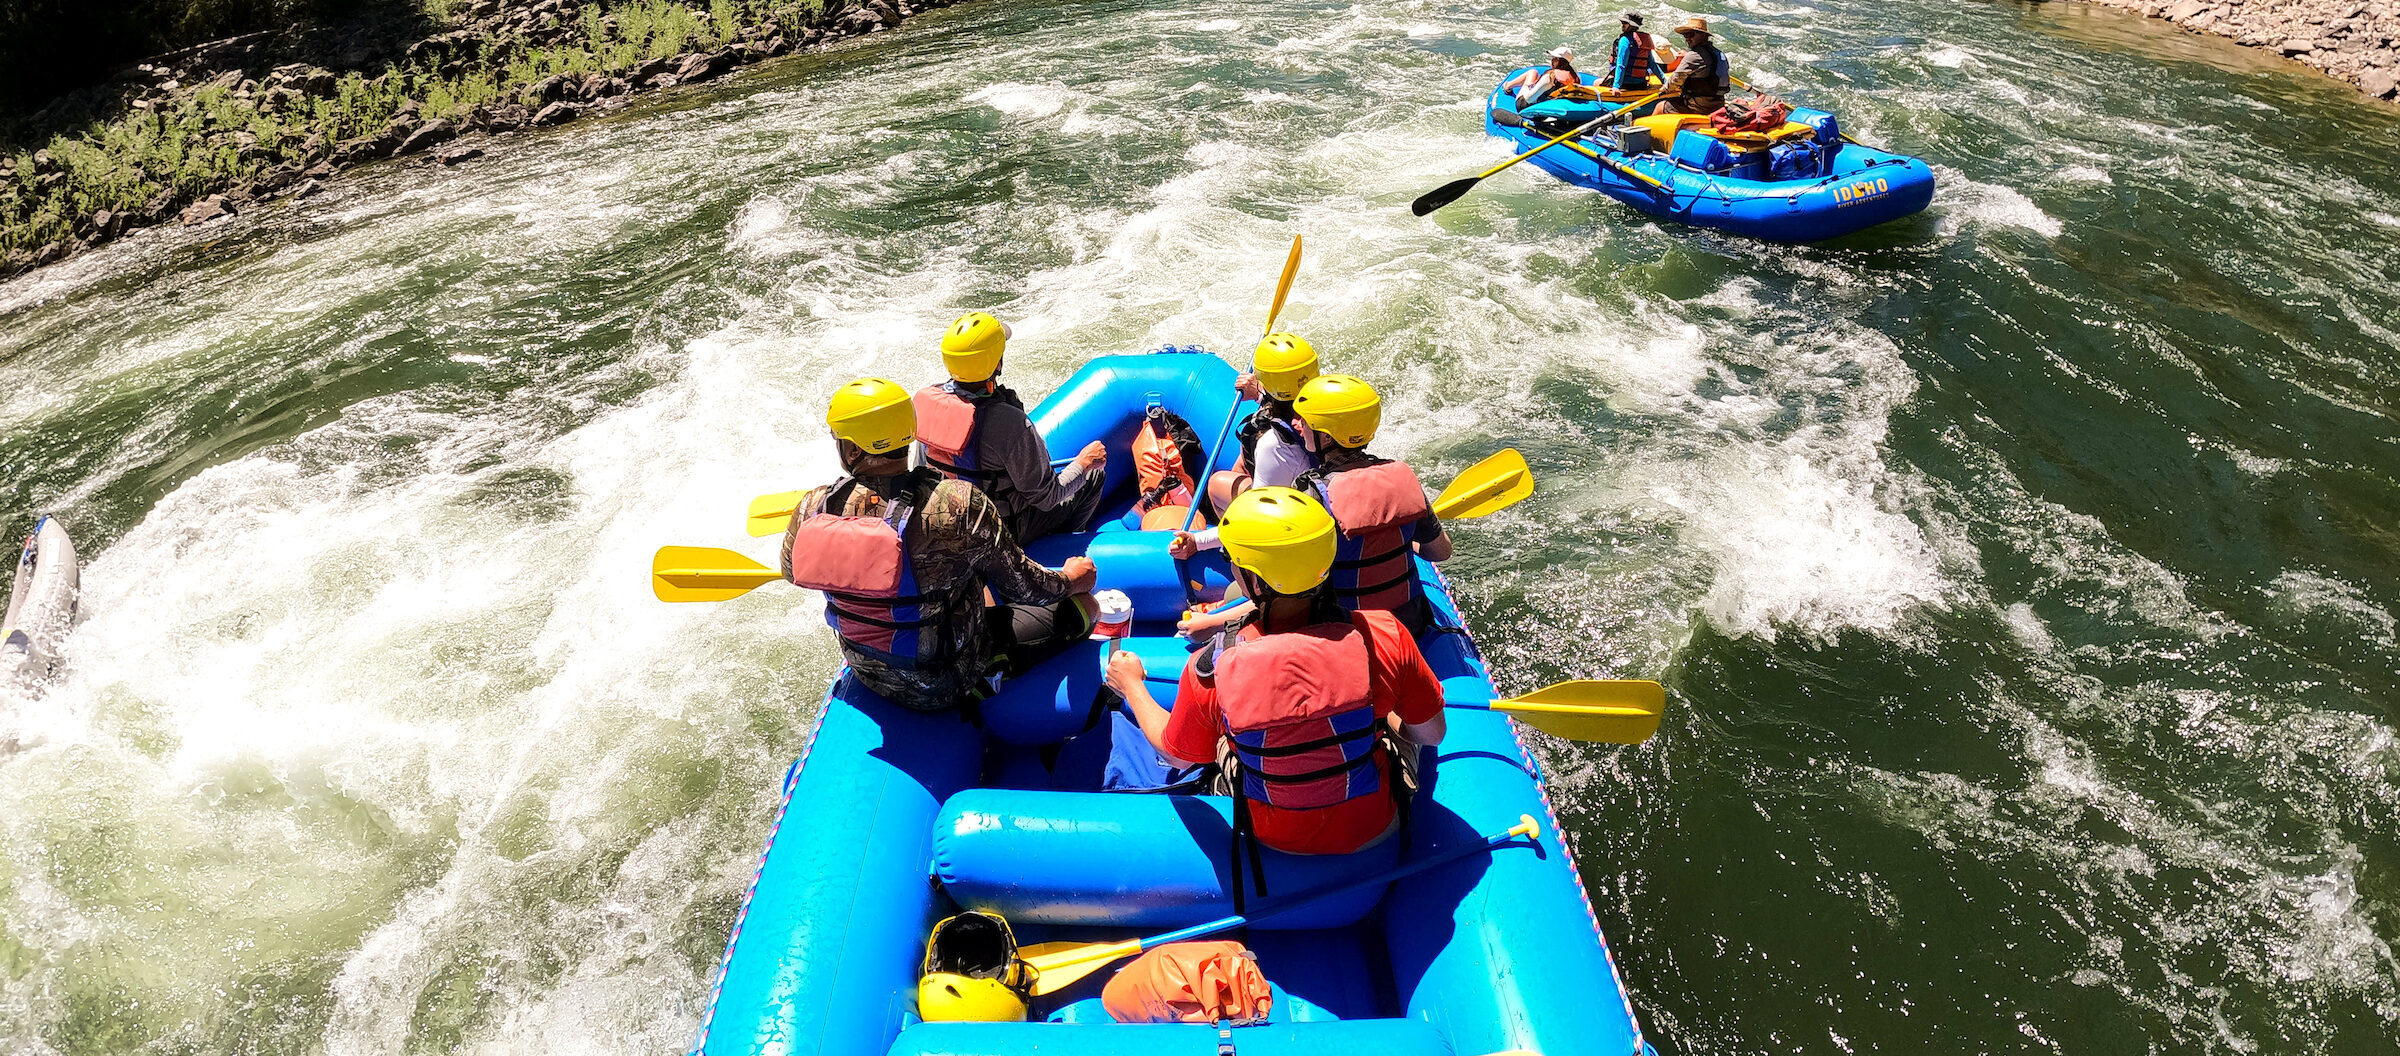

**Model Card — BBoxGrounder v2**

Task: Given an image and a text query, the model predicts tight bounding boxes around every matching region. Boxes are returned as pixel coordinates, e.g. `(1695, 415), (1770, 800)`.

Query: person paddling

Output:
(785, 378), (1097, 712)
(1167, 332), (1322, 563)
(1654, 17), (1730, 115)
(1288, 374), (1452, 636)
(1608, 12), (1666, 91)
(1503, 46), (1584, 107)
(1104, 487), (1446, 856)
(914, 312), (1110, 543)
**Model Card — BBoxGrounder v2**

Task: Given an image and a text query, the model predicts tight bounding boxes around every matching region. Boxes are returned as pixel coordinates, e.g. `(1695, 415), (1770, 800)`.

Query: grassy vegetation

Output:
(1, 0), (830, 264)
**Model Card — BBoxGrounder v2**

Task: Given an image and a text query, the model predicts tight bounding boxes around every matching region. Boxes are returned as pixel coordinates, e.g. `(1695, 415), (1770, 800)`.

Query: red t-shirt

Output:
(1164, 610), (1445, 855)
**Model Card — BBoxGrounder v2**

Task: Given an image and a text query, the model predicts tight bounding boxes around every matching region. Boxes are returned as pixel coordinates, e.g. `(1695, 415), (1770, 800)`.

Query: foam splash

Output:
(1933, 167), (2066, 237)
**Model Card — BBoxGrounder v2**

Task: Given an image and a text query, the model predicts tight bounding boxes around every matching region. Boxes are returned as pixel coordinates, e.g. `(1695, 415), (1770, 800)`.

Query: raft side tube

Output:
(931, 788), (1398, 929)
(889, 1019), (1452, 1056)
(1024, 350), (1251, 511)
(1387, 710), (1645, 1056)
(3, 516), (80, 686)
(693, 689), (983, 1056)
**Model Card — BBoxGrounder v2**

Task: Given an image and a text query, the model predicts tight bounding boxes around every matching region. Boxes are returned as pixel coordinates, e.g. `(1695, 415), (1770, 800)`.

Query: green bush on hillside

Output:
(2, 0), (829, 260)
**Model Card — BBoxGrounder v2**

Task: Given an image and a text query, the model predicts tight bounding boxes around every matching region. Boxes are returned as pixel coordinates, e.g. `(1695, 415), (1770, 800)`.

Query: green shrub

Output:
(4, 0), (837, 258)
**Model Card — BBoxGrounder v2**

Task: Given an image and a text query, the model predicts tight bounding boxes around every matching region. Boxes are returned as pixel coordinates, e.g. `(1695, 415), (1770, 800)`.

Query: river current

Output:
(3, 0), (2396, 1052)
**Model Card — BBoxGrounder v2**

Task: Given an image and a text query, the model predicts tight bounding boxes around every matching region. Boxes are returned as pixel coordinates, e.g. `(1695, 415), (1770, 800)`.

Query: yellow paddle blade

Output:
(1020, 938), (1145, 996)
(1431, 448), (1533, 520)
(1263, 235), (1303, 336)
(651, 546), (780, 603)
(1491, 679), (1665, 744)
(746, 490), (805, 537)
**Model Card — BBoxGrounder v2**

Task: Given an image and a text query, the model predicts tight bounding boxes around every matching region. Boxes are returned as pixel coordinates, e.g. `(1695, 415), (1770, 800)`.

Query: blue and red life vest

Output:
(784, 476), (956, 667)
(1213, 621), (1382, 811)
(1611, 30), (1658, 90)
(1299, 458), (1433, 617)
(914, 382), (1025, 501)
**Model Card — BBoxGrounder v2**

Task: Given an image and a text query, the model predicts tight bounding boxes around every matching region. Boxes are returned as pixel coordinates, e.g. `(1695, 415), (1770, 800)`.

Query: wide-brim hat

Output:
(1547, 45), (1576, 60)
(1674, 17), (1710, 35)
(1620, 11), (1643, 25)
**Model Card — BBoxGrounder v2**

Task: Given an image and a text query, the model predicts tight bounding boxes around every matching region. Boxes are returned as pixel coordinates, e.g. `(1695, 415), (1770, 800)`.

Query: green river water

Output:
(2, 0), (2397, 1052)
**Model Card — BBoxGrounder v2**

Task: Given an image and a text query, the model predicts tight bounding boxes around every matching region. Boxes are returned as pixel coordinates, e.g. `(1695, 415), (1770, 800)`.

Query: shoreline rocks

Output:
(2080, 0), (2400, 99)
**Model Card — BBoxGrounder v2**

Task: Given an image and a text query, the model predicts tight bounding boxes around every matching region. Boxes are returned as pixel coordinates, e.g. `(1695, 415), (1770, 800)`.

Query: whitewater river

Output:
(3, 0), (2396, 1051)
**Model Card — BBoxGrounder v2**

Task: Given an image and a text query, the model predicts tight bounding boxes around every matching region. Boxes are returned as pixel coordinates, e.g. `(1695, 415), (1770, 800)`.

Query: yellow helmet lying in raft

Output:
(918, 912), (1032, 1023)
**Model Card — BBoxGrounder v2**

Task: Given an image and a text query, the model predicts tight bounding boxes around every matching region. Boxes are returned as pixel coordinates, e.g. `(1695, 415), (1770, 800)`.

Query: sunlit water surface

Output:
(3, 1), (2396, 1052)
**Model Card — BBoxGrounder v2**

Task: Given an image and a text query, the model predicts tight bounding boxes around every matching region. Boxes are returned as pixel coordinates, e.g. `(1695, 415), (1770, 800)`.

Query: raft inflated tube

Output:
(977, 639), (1106, 747)
(1024, 530), (1235, 622)
(2, 516), (79, 687)
(1485, 71), (1934, 242)
(1023, 347), (1250, 510)
(932, 789), (1399, 929)
(890, 1019), (1452, 1056)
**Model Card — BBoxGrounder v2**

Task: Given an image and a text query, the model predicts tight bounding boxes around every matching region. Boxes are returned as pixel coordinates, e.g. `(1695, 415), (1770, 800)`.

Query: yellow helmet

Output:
(1218, 486), (1338, 596)
(1252, 333), (1319, 401)
(917, 973), (1029, 1023)
(918, 912), (1030, 1023)
(940, 312), (1011, 383)
(1292, 373), (1382, 449)
(826, 377), (915, 455)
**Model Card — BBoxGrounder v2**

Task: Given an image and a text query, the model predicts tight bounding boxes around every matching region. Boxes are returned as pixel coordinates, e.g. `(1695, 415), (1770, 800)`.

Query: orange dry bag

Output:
(1133, 405), (1204, 519)
(1100, 940), (1273, 1025)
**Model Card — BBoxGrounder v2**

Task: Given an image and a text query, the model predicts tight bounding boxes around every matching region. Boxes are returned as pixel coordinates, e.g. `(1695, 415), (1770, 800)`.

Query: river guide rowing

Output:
(1474, 68), (1935, 241)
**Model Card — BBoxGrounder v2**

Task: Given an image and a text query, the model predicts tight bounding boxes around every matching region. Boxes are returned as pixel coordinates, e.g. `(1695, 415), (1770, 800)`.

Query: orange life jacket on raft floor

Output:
(1298, 458), (1433, 617)
(784, 474), (960, 667)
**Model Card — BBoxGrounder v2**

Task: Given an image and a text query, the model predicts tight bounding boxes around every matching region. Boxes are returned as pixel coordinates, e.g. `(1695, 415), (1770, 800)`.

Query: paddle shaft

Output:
(1180, 235), (1302, 536)
(1038, 817), (1538, 973)
(1414, 90), (1659, 215)
(1544, 134), (1665, 191)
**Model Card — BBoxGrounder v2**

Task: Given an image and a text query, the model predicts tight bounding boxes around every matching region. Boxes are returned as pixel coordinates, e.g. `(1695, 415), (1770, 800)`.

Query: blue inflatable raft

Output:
(691, 348), (1656, 1056)
(1487, 69), (1934, 241)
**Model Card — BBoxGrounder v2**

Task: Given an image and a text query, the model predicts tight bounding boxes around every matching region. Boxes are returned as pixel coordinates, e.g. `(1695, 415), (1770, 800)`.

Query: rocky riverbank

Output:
(2080, 0), (2400, 99)
(0, 0), (955, 279)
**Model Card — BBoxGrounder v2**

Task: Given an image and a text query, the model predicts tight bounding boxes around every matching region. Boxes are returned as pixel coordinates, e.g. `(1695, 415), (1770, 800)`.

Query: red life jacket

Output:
(1214, 622), (1381, 811)
(1300, 459), (1432, 616)
(784, 477), (954, 666)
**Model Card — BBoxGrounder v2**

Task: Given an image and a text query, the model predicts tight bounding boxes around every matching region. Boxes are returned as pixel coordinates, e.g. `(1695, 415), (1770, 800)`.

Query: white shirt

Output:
(1188, 422), (1314, 550)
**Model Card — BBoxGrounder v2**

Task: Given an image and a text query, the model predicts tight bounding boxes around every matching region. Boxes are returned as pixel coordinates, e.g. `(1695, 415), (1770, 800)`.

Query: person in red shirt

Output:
(1104, 486), (1446, 855)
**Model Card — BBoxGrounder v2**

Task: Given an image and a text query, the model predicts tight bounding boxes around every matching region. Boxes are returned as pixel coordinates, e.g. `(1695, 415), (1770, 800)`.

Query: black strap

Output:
(1330, 541), (1410, 571)
(1331, 567), (1415, 599)
(822, 602), (948, 630)
(823, 588), (956, 607)
(916, 456), (993, 484)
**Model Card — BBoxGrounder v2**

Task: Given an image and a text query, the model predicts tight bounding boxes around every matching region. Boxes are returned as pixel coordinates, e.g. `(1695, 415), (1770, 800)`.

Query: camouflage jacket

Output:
(782, 468), (1069, 710)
